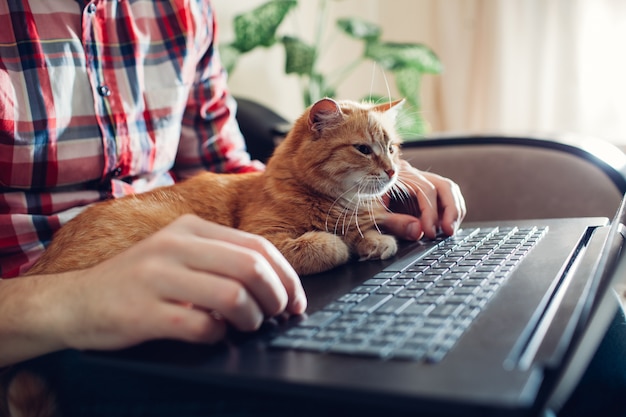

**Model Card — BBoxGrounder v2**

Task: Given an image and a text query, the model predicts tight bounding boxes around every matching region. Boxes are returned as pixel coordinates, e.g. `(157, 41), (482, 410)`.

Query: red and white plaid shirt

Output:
(0, 0), (263, 277)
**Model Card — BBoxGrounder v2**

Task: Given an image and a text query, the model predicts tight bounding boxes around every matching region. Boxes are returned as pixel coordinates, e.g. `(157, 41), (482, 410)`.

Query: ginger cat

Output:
(27, 98), (405, 277)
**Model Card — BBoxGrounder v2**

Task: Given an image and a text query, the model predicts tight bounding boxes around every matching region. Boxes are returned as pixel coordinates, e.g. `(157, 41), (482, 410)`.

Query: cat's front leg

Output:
(354, 229), (398, 261)
(275, 231), (351, 276)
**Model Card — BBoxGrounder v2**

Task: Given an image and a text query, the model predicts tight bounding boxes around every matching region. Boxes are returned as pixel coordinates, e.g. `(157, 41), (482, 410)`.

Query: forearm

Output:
(0, 274), (72, 367)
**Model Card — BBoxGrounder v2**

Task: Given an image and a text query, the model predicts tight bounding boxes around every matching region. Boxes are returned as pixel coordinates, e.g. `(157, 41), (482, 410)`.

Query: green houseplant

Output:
(220, 0), (442, 138)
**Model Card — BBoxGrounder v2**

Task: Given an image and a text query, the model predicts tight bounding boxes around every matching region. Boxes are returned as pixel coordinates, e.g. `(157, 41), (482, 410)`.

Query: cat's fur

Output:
(27, 98), (405, 277)
(1, 370), (58, 417)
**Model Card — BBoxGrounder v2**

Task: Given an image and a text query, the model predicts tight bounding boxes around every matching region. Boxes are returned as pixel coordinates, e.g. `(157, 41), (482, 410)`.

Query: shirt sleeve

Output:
(173, 5), (264, 179)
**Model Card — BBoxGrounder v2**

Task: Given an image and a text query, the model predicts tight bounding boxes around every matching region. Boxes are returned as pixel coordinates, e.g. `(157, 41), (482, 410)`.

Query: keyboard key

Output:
(386, 278), (413, 286)
(363, 278), (390, 286)
(352, 285), (379, 293)
(324, 302), (356, 312)
(372, 272), (398, 279)
(374, 285), (404, 295)
(351, 294), (393, 313)
(400, 302), (436, 316)
(376, 297), (415, 314)
(299, 311), (340, 328)
(430, 304), (465, 318)
(395, 288), (425, 298)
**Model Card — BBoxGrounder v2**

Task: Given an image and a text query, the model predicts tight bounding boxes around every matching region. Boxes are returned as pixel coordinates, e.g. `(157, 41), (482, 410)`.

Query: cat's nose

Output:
(385, 169), (395, 179)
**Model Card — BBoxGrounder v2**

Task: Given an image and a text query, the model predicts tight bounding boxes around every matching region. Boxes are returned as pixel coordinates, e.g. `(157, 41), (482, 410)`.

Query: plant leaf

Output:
(393, 67), (428, 137)
(394, 67), (422, 108)
(365, 41), (442, 74)
(336, 17), (381, 41)
(282, 36), (316, 76)
(232, 0), (297, 53)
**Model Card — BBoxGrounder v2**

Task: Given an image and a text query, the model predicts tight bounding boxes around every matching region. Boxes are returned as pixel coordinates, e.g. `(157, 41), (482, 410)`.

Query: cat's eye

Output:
(354, 144), (373, 155)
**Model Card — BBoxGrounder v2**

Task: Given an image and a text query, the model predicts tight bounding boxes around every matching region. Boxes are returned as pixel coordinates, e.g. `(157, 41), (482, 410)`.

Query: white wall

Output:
(213, 0), (626, 145)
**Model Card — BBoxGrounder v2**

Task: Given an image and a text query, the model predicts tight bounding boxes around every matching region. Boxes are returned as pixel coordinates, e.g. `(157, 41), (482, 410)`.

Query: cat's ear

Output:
(308, 98), (344, 135)
(372, 98), (405, 120)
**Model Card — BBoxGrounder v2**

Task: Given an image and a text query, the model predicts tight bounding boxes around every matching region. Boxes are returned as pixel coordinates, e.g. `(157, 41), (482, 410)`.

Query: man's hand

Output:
(381, 160), (466, 240)
(0, 216), (307, 367)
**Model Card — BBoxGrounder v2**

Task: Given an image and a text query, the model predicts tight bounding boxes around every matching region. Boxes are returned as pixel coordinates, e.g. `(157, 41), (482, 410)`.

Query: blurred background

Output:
(213, 0), (626, 147)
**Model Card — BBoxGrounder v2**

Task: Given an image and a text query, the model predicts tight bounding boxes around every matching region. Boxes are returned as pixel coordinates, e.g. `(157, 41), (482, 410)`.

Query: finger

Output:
(398, 161), (466, 239)
(379, 213), (424, 241)
(154, 303), (228, 344)
(398, 169), (439, 239)
(163, 217), (287, 312)
(155, 267), (265, 332)
(175, 216), (307, 315)
(230, 232), (307, 315)
(430, 177), (466, 236)
(175, 236), (289, 317)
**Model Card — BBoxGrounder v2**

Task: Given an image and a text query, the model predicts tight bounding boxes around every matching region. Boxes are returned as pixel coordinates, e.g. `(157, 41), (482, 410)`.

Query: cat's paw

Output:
(281, 231), (351, 275)
(356, 232), (397, 261)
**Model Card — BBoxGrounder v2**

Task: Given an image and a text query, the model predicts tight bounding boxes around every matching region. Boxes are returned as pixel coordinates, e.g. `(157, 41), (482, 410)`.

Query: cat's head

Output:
(273, 97), (404, 202)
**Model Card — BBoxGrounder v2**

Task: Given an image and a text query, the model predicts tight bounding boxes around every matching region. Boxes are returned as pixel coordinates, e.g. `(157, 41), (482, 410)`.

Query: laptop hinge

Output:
(507, 225), (606, 370)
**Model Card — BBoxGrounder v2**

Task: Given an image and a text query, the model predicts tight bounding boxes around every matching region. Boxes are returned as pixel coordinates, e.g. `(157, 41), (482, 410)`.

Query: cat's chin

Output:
(359, 189), (387, 198)
(344, 190), (388, 201)
(342, 181), (395, 200)
(364, 183), (396, 198)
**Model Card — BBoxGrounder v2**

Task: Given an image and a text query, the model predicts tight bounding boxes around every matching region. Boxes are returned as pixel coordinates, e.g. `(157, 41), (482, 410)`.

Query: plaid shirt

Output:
(0, 0), (263, 277)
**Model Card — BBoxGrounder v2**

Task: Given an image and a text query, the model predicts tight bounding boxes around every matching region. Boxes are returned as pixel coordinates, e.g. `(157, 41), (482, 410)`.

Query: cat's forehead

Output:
(365, 110), (397, 143)
(330, 100), (401, 147)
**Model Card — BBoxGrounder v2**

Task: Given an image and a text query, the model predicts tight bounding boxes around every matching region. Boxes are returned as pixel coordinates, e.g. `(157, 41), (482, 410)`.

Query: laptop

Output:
(70, 196), (626, 416)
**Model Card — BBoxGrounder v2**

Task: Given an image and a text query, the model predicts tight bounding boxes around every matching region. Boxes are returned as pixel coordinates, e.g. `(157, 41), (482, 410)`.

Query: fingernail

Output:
(407, 223), (423, 240)
(293, 293), (307, 314)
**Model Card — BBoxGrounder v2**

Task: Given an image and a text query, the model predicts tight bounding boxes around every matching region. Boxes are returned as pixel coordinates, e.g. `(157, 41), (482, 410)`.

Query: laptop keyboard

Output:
(270, 226), (548, 362)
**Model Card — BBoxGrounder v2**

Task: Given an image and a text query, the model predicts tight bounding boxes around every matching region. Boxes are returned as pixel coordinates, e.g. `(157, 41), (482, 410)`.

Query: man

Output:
(0, 0), (465, 369)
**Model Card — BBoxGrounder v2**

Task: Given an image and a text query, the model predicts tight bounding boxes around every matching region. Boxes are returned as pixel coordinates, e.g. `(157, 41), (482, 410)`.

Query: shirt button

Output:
(97, 85), (111, 97)
(87, 3), (97, 13)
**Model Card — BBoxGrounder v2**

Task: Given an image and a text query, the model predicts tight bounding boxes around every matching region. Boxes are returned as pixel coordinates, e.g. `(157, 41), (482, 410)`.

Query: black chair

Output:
(235, 96), (292, 164)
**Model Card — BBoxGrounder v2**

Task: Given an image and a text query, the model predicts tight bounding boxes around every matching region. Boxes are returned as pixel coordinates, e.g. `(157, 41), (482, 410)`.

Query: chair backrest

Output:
(401, 135), (626, 222)
(234, 97), (626, 222)
(235, 96), (292, 163)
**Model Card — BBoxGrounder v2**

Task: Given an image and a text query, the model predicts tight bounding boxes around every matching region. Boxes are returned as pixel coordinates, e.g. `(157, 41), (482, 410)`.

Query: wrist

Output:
(0, 273), (76, 366)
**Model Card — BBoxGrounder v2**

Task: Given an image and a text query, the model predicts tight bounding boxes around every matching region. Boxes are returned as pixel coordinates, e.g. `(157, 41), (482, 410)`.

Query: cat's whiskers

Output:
(327, 202), (355, 254)
(356, 177), (391, 237)
(325, 182), (363, 236)
(340, 200), (358, 235)
(327, 171), (431, 240)
(351, 195), (365, 238)
(333, 202), (352, 236)
(389, 180), (418, 213)
(324, 167), (399, 242)
(394, 176), (435, 212)
(349, 182), (371, 238)
(367, 197), (384, 235)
